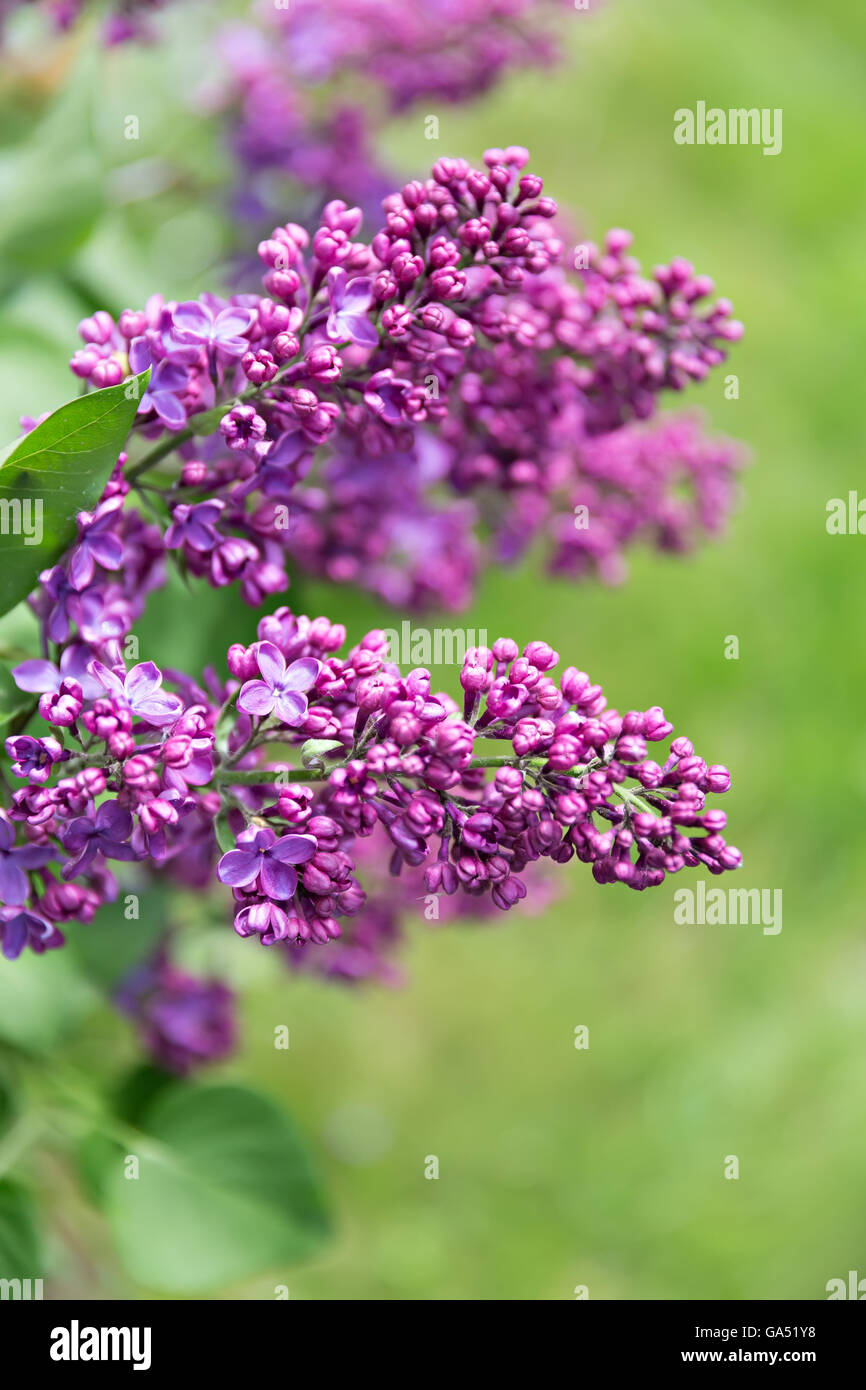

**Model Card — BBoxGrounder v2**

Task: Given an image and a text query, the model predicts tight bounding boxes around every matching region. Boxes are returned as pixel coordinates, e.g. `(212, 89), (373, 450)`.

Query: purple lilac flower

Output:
(164, 500), (226, 552)
(0, 815), (54, 904)
(0, 908), (64, 961)
(170, 300), (254, 358)
(363, 369), (411, 424)
(129, 345), (189, 430)
(236, 643), (320, 724)
(326, 267), (378, 347)
(90, 660), (183, 727)
(58, 150), (741, 618)
(67, 496), (125, 591)
(61, 800), (137, 878)
(217, 826), (317, 900)
(13, 645), (103, 701)
(4, 735), (67, 783)
(0, 581), (740, 1001)
(115, 950), (236, 1075)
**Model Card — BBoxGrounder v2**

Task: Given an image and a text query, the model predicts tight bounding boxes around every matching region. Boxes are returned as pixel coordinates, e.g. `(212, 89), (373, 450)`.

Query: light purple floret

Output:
(237, 642), (320, 725)
(90, 660), (184, 727)
(217, 826), (317, 901)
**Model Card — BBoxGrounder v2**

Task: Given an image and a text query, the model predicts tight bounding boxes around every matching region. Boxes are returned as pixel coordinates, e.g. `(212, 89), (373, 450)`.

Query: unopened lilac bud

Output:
(242, 349), (278, 384)
(492, 637), (519, 664)
(522, 641), (558, 671)
(91, 359), (124, 388)
(118, 309), (147, 339)
(644, 707), (674, 741)
(669, 736), (694, 758)
(70, 348), (100, 378)
(162, 736), (193, 768)
(227, 644), (259, 680)
(705, 765), (731, 793)
(79, 311), (114, 345)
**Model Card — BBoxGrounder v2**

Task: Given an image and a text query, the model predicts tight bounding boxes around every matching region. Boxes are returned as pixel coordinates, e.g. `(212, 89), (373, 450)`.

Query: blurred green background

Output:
(1, 0), (865, 1299)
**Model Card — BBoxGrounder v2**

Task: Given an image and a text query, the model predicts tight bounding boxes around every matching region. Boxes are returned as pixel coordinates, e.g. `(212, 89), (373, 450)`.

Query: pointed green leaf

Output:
(0, 370), (149, 618)
(100, 1084), (332, 1292)
(301, 738), (344, 771)
(0, 1180), (43, 1283)
(214, 810), (236, 856)
(0, 659), (34, 734)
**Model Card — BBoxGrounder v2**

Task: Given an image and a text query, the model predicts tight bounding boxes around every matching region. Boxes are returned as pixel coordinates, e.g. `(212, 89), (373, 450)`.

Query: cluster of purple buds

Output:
(282, 821), (559, 986)
(57, 150), (742, 617)
(1, 600), (739, 971)
(215, 610), (739, 944)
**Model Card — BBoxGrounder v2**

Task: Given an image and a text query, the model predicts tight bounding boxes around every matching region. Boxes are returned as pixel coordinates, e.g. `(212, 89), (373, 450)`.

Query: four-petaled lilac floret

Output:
(129, 339), (190, 429)
(90, 660), (184, 727)
(4, 735), (67, 784)
(236, 643), (320, 725)
(0, 815), (54, 905)
(68, 496), (124, 591)
(60, 800), (137, 878)
(170, 300), (255, 358)
(217, 826), (317, 901)
(326, 267), (378, 348)
(165, 500), (226, 553)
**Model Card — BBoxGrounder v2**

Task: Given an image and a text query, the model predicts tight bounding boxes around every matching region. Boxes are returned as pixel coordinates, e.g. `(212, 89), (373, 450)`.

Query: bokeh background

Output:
(1, 0), (865, 1298)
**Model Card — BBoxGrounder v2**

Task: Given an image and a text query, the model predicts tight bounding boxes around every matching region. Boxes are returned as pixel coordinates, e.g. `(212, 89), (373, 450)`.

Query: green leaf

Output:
(0, 950), (98, 1053)
(214, 810), (236, 856)
(111, 1065), (178, 1129)
(102, 1084), (332, 1292)
(77, 1131), (124, 1209)
(0, 659), (34, 735)
(0, 1180), (43, 1282)
(0, 370), (149, 618)
(0, 57), (104, 276)
(301, 738), (345, 772)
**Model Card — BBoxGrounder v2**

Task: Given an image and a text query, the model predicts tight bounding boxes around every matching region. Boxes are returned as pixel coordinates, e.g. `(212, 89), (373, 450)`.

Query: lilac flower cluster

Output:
(62, 150), (742, 614)
(1, 151), (744, 1071)
(282, 821), (558, 986)
(0, 0), (174, 45)
(2, 601), (741, 1001)
(213, 1), (598, 222)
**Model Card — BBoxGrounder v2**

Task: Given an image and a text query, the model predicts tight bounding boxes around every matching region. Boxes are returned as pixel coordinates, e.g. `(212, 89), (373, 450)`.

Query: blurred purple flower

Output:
(61, 800), (137, 878)
(0, 908), (64, 961)
(0, 815), (54, 905)
(364, 368), (411, 423)
(115, 950), (236, 1074)
(0, 817), (53, 906)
